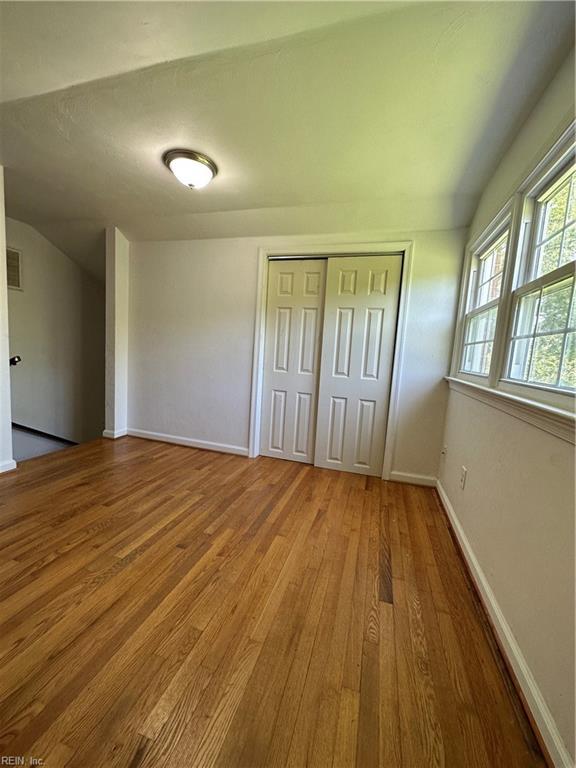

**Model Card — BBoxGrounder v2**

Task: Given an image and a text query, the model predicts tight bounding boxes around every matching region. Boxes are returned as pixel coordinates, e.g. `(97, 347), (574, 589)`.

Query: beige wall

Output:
(7, 218), (105, 443)
(128, 228), (464, 478)
(440, 391), (575, 762)
(439, 49), (575, 766)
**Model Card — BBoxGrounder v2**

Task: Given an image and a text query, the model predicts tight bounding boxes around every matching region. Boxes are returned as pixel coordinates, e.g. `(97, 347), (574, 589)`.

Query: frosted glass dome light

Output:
(163, 149), (218, 189)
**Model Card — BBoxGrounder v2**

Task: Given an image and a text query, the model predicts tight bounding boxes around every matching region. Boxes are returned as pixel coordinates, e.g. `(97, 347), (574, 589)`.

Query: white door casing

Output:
(314, 255), (402, 476)
(260, 259), (326, 463)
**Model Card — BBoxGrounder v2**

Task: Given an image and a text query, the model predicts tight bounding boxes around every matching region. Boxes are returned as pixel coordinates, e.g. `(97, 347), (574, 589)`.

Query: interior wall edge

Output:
(0, 459), (17, 474)
(436, 479), (574, 768)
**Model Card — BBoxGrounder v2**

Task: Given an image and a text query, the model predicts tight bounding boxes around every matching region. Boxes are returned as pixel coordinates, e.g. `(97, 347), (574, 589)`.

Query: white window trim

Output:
(451, 200), (514, 385)
(450, 120), (576, 431)
(502, 260), (575, 397)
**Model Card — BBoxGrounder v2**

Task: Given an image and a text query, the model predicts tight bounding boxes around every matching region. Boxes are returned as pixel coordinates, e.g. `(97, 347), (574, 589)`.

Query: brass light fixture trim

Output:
(162, 149), (218, 188)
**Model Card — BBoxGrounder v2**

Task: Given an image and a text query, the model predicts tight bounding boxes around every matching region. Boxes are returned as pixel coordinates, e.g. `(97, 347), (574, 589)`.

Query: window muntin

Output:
(460, 231), (509, 376)
(533, 168), (575, 278)
(507, 276), (575, 390)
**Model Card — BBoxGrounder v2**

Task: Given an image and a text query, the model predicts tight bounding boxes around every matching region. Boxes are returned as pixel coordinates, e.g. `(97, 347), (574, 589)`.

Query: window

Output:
(460, 231), (508, 376)
(451, 122), (575, 413)
(505, 166), (575, 394)
(507, 277), (575, 390)
(532, 168), (575, 278)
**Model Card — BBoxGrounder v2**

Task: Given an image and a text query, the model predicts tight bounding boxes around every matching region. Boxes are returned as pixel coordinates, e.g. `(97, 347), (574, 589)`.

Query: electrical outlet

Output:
(460, 466), (467, 490)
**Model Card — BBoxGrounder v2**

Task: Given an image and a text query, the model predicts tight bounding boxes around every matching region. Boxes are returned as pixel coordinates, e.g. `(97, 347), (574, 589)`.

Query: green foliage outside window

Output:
(509, 278), (575, 389)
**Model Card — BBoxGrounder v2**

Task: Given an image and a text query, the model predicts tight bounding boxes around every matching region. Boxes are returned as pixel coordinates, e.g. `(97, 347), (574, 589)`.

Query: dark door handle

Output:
(9, 356), (21, 366)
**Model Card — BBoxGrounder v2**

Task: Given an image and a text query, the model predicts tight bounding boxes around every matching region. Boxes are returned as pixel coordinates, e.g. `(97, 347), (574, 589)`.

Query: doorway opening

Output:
(5, 221), (106, 463)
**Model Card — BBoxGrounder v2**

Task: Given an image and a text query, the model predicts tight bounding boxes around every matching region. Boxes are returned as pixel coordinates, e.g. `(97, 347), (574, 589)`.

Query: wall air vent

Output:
(6, 248), (22, 290)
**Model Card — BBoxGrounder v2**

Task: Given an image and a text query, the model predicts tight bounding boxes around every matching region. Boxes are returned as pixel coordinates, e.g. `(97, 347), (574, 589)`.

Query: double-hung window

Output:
(505, 167), (575, 392)
(451, 122), (575, 417)
(460, 229), (509, 377)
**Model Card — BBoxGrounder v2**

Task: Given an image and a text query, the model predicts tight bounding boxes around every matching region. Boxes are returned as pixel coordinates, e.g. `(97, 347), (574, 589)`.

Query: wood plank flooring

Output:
(0, 437), (546, 767)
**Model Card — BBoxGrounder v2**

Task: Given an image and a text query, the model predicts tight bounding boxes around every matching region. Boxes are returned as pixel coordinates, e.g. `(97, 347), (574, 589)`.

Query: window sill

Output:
(445, 376), (575, 444)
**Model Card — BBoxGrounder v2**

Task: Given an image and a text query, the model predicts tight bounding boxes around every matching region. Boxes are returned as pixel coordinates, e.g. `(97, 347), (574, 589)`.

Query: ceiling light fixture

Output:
(163, 149), (218, 189)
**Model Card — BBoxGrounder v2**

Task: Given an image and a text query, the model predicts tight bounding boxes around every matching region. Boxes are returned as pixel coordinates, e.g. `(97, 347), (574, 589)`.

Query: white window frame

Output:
(450, 121), (576, 418)
(456, 213), (512, 382)
(451, 202), (514, 387)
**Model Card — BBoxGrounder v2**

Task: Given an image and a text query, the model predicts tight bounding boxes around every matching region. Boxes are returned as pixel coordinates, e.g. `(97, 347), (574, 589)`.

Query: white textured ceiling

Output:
(0, 1), (574, 280)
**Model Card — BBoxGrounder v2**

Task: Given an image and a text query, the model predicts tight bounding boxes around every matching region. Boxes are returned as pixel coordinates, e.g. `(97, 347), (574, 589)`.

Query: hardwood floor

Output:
(0, 438), (545, 767)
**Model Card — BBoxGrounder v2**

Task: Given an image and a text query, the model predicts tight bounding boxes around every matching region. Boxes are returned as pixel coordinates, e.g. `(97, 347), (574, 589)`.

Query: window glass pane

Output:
(476, 273), (502, 307)
(487, 273), (502, 301)
(534, 169), (576, 278)
(466, 315), (479, 344)
(560, 332), (576, 388)
(560, 223), (575, 267)
(473, 232), (508, 310)
(536, 233), (562, 276)
(508, 276), (575, 390)
(493, 240), (506, 274)
(462, 342), (492, 375)
(477, 281), (489, 307)
(568, 180), (576, 225)
(540, 181), (569, 241)
(481, 342), (493, 375)
(463, 344), (474, 372)
(536, 279), (572, 334)
(471, 344), (483, 373)
(529, 334), (563, 385)
(478, 274), (502, 305)
(509, 337), (533, 381)
(465, 307), (497, 343)
(479, 252), (494, 284)
(515, 291), (539, 336)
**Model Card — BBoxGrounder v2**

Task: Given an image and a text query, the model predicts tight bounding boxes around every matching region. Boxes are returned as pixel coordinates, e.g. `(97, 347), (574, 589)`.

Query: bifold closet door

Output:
(314, 255), (402, 476)
(260, 259), (326, 463)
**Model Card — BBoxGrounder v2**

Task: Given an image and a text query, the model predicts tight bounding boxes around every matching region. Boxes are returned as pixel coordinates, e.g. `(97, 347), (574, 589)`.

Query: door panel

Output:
(260, 260), (326, 463)
(314, 255), (402, 476)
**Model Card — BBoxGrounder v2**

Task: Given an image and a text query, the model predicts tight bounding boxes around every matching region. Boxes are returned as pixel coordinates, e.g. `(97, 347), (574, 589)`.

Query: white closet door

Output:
(260, 259), (326, 463)
(314, 255), (402, 476)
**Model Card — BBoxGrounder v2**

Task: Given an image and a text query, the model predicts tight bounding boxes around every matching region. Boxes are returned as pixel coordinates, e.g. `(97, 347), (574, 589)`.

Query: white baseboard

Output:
(127, 428), (249, 457)
(0, 459), (17, 474)
(436, 480), (574, 768)
(388, 470), (437, 487)
(102, 429), (128, 439)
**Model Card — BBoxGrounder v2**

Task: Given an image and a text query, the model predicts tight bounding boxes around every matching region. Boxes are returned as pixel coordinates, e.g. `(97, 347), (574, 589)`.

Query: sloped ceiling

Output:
(0, 1), (574, 280)
(0, 1), (393, 103)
